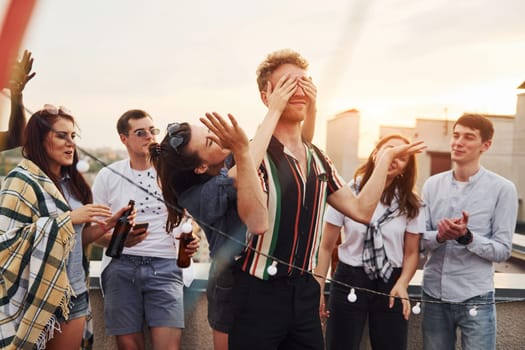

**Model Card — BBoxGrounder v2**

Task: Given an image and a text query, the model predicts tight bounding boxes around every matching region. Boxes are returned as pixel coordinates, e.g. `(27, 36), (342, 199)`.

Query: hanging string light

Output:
(67, 145), (524, 311)
(347, 288), (357, 303)
(267, 261), (278, 276)
(412, 302), (421, 315)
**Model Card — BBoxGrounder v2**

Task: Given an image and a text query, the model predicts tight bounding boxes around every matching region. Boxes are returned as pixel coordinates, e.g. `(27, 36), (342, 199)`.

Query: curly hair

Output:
(256, 48), (309, 92)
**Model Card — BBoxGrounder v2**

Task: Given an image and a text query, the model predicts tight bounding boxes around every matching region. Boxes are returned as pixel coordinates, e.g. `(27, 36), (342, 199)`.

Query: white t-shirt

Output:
(324, 185), (425, 267)
(92, 159), (178, 272)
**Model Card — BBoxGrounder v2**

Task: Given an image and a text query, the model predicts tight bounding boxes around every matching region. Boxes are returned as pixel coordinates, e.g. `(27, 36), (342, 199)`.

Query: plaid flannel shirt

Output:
(0, 159), (92, 350)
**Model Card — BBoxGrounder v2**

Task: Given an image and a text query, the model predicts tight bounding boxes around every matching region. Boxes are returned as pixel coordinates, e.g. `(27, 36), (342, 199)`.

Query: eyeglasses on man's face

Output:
(129, 127), (161, 138)
(167, 122), (184, 152)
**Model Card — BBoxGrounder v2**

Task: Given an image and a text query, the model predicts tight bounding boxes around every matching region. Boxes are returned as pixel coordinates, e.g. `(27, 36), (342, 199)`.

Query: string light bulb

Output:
(347, 288), (357, 303)
(76, 158), (90, 173)
(267, 261), (278, 276)
(469, 306), (478, 317)
(412, 302), (421, 315)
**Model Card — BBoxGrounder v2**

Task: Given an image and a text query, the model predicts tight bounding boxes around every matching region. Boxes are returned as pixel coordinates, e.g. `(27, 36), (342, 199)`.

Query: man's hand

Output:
(437, 211), (470, 242)
(125, 224), (149, 247)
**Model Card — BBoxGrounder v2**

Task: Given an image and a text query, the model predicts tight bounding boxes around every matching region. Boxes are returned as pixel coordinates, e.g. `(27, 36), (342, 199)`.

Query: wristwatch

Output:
(456, 228), (473, 245)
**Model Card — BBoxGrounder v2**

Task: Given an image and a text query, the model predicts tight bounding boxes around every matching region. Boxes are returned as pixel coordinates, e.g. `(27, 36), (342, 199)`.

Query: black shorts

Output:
(207, 260), (235, 333)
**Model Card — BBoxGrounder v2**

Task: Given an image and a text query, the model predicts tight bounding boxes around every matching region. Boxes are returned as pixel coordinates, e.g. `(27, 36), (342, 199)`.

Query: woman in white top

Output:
(315, 134), (425, 350)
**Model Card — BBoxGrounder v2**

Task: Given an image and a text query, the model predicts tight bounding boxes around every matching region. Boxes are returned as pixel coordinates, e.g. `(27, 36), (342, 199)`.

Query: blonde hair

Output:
(256, 49), (309, 92)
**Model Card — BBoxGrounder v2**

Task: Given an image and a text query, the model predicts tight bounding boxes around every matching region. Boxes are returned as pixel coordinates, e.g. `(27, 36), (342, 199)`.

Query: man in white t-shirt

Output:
(92, 109), (198, 350)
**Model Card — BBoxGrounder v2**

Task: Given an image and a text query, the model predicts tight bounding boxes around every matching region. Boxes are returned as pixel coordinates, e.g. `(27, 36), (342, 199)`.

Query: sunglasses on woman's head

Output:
(167, 123), (184, 152)
(43, 103), (72, 116)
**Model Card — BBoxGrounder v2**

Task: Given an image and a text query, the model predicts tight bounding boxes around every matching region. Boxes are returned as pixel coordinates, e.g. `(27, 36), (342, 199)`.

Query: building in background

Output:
(325, 109), (361, 182)
(326, 82), (525, 223)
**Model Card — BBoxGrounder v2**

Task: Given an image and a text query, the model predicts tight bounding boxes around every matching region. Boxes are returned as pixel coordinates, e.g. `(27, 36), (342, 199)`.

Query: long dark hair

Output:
(149, 122), (211, 231)
(354, 134), (421, 219)
(22, 109), (92, 205)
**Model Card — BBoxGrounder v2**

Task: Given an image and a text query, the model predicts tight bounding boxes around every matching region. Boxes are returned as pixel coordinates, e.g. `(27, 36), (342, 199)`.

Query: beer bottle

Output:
(177, 219), (194, 268)
(106, 200), (135, 258)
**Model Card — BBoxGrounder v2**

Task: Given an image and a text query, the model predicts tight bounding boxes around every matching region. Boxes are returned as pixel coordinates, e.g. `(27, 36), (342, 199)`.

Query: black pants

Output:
(326, 262), (407, 350)
(229, 271), (324, 350)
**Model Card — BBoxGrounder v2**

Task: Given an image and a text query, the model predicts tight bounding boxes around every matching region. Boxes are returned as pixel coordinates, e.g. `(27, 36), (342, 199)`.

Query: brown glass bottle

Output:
(106, 200), (135, 259)
(177, 220), (194, 268)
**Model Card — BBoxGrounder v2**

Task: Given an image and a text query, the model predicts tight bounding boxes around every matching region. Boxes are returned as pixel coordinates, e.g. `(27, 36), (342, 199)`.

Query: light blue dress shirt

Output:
(422, 167), (518, 302)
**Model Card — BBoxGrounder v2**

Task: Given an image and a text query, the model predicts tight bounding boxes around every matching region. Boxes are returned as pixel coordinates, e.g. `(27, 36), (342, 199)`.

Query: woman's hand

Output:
(185, 233), (200, 258)
(319, 293), (330, 323)
(200, 112), (249, 155)
(379, 140), (427, 163)
(389, 282), (411, 320)
(299, 76), (317, 116)
(70, 204), (112, 226)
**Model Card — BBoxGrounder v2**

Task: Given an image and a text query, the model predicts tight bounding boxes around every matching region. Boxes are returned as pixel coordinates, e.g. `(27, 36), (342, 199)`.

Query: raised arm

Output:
(328, 141), (426, 224)
(201, 112), (268, 235)
(249, 74), (298, 167)
(2, 50), (35, 151)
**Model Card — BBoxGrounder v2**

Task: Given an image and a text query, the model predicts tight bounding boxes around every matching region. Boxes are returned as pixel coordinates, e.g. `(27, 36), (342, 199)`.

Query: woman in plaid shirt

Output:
(0, 105), (132, 350)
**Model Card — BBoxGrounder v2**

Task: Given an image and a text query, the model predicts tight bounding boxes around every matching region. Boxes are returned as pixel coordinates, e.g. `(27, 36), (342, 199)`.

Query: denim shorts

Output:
(207, 260), (235, 333)
(55, 291), (89, 323)
(102, 254), (184, 335)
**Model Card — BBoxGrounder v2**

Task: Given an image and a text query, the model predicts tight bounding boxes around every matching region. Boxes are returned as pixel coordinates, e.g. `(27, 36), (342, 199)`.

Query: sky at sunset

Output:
(1, 0), (524, 156)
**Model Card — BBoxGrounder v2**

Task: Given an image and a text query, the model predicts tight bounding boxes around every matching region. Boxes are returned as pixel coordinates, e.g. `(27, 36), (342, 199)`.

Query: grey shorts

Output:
(207, 261), (235, 333)
(55, 291), (89, 323)
(101, 254), (184, 336)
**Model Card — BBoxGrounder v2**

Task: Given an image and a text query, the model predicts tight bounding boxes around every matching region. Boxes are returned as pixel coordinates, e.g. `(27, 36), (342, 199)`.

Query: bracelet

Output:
(456, 228), (473, 245)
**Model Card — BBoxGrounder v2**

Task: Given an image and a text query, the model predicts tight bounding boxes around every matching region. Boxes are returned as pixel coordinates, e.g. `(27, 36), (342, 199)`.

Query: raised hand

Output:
(299, 76), (317, 142)
(200, 112), (249, 154)
(299, 76), (317, 114)
(381, 140), (427, 162)
(265, 73), (298, 114)
(9, 50), (35, 95)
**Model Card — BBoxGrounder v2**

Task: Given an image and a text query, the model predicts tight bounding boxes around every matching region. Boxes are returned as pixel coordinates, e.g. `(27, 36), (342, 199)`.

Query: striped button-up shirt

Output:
(238, 137), (344, 280)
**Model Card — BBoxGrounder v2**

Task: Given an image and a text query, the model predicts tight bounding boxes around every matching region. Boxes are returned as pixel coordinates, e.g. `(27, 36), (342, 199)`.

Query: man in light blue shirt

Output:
(421, 114), (518, 350)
